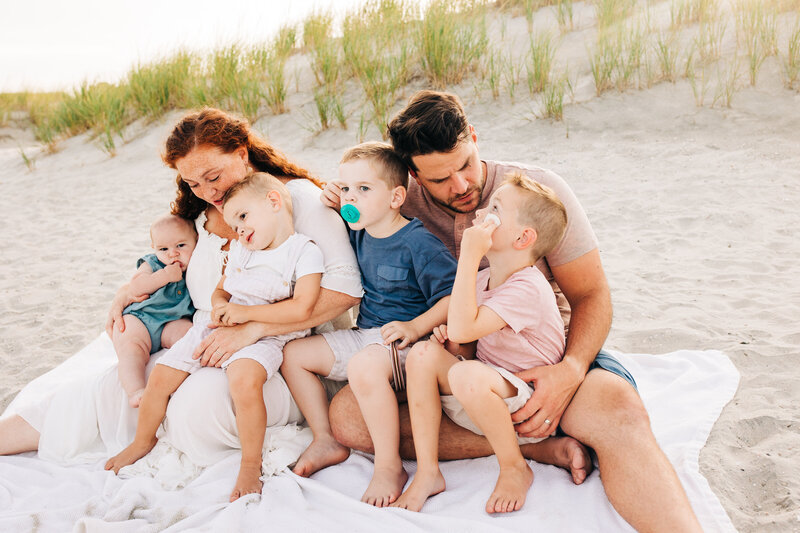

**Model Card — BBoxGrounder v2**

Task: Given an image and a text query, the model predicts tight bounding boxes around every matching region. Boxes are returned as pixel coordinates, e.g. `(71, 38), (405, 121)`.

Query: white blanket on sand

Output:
(1, 334), (738, 532)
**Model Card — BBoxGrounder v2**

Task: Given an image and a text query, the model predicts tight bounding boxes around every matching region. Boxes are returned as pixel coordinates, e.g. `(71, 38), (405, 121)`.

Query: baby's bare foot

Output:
(230, 462), (263, 502)
(361, 466), (408, 507)
(104, 437), (158, 474)
(292, 435), (350, 477)
(390, 468), (445, 512)
(128, 389), (145, 409)
(485, 461), (533, 514)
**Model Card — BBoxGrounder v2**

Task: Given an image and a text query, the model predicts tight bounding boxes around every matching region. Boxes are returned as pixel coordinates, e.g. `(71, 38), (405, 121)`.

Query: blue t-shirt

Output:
(350, 218), (457, 329)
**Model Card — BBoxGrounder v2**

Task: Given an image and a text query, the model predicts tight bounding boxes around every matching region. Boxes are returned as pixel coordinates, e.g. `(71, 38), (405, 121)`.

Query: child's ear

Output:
(390, 185), (407, 209)
(513, 228), (537, 251)
(267, 190), (283, 211)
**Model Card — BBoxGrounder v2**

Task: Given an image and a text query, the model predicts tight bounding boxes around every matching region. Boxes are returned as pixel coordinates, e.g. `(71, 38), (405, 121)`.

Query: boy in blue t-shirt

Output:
(281, 142), (457, 507)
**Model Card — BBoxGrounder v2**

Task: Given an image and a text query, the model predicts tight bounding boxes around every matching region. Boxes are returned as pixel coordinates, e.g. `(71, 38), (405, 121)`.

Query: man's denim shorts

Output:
(591, 349), (637, 391)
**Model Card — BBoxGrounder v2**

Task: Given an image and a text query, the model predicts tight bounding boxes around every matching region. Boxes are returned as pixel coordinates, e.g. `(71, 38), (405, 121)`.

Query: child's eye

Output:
(359, 186), (370, 192)
(239, 213), (246, 220)
(340, 186), (349, 192)
(177, 243), (186, 248)
(159, 247), (168, 252)
(491, 205), (498, 211)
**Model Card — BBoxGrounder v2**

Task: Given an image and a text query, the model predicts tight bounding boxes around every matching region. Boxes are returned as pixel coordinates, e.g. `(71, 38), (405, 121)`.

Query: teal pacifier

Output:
(341, 204), (361, 223)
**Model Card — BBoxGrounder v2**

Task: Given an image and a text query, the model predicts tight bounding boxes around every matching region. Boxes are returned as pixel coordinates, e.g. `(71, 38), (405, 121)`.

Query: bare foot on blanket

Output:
(486, 461), (533, 514)
(128, 389), (145, 408)
(292, 435), (350, 477)
(390, 468), (445, 512)
(104, 437), (158, 474)
(230, 461), (263, 502)
(362, 466), (408, 507)
(521, 436), (593, 485)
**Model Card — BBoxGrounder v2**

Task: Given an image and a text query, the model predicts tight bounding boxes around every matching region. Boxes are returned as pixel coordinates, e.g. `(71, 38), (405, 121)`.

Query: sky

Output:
(0, 0), (371, 92)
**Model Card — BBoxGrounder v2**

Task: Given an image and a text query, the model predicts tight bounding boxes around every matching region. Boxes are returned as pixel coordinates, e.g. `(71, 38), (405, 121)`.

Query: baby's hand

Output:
(381, 320), (422, 350)
(211, 302), (229, 326)
(320, 182), (342, 209)
(163, 262), (183, 282)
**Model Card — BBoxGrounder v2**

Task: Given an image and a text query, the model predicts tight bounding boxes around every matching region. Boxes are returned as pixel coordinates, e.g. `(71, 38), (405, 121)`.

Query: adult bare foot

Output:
(390, 469), (445, 512)
(104, 437), (158, 474)
(230, 461), (263, 502)
(486, 462), (533, 514)
(362, 466), (408, 507)
(128, 389), (145, 408)
(550, 436), (593, 484)
(292, 435), (350, 477)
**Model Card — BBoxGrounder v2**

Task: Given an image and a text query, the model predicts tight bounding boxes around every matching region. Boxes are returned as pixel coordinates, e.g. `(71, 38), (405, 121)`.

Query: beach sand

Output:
(2, 7), (800, 531)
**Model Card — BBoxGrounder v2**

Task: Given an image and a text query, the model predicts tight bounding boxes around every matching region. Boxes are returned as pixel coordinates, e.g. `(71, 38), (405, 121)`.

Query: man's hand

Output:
(381, 320), (423, 349)
(460, 217), (499, 262)
(163, 262), (183, 283)
(511, 359), (584, 439)
(320, 182), (342, 209)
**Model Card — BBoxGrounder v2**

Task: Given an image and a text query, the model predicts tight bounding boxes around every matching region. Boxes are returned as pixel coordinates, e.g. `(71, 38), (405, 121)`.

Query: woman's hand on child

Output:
(381, 320), (422, 349)
(320, 182), (342, 209)
(105, 283), (148, 336)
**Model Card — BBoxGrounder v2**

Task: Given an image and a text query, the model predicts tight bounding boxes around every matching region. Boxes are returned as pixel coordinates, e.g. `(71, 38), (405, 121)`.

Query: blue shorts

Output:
(590, 349), (637, 391)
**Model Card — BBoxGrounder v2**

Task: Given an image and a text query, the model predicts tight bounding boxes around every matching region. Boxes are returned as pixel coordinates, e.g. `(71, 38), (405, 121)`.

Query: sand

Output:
(2, 5), (800, 531)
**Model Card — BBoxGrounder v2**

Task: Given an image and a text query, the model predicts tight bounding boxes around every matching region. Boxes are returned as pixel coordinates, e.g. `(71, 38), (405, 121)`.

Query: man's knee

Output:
(562, 369), (651, 448)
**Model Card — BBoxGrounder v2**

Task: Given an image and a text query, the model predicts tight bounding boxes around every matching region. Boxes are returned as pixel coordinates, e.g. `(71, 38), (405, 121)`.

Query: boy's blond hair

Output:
(222, 172), (294, 215)
(340, 141), (409, 189)
(504, 172), (567, 262)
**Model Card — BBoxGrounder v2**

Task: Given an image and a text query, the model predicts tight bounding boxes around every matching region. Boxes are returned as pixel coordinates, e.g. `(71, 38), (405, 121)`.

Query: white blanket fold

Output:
(1, 337), (738, 532)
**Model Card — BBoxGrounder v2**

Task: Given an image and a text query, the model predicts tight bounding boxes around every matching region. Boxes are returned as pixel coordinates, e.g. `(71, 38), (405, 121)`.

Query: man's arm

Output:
(511, 248), (612, 438)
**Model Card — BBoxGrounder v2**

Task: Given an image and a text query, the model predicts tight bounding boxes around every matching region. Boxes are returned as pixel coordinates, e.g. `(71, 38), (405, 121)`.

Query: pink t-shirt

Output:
(475, 267), (566, 372)
(402, 160), (598, 331)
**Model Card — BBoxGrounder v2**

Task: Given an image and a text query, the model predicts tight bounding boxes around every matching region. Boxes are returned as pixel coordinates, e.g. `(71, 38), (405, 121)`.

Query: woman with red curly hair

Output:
(0, 109), (362, 476)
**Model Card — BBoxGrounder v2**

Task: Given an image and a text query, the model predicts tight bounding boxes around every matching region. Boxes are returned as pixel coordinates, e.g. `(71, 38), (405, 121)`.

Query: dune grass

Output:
(4, 0), (800, 152)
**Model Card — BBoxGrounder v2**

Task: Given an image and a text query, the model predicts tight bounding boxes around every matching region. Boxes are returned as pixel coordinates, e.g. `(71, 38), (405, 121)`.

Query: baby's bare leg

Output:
(391, 341), (457, 512)
(449, 361), (532, 514)
(347, 345), (408, 507)
(281, 336), (349, 477)
(112, 315), (152, 407)
(227, 359), (268, 502)
(160, 318), (193, 350)
(105, 364), (189, 473)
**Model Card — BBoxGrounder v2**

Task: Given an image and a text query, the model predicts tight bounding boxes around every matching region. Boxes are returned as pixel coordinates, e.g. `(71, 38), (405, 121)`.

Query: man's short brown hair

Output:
(340, 141), (408, 189)
(504, 172), (567, 262)
(387, 90), (471, 172)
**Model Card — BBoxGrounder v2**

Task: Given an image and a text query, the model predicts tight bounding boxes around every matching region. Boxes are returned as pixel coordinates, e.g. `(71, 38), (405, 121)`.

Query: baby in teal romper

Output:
(112, 214), (197, 407)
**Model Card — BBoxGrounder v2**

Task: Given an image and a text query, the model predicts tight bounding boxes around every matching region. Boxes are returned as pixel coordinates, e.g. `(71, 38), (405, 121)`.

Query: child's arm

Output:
(217, 273), (322, 326)
(210, 276), (233, 326)
(447, 220), (508, 344)
(128, 261), (183, 296)
(431, 323), (477, 360)
(381, 295), (450, 349)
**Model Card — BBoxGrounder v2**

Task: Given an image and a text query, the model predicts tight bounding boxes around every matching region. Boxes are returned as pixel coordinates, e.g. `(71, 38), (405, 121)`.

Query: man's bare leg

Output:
(347, 346), (408, 507)
(559, 369), (703, 533)
(0, 415), (40, 455)
(329, 385), (591, 481)
(227, 359), (268, 502)
(281, 336), (349, 477)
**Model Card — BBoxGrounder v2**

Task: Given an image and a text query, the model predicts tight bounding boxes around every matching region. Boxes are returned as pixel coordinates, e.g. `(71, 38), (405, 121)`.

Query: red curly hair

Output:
(164, 108), (323, 220)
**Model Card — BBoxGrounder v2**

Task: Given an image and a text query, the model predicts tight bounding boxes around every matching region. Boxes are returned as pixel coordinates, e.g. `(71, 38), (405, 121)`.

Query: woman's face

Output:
(175, 144), (250, 211)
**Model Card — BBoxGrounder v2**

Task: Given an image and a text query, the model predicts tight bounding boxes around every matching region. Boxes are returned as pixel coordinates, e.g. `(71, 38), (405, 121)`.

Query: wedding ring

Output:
(544, 419), (552, 425)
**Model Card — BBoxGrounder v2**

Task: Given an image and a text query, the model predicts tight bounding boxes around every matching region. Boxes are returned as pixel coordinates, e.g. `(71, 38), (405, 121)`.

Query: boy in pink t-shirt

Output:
(391, 173), (568, 515)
